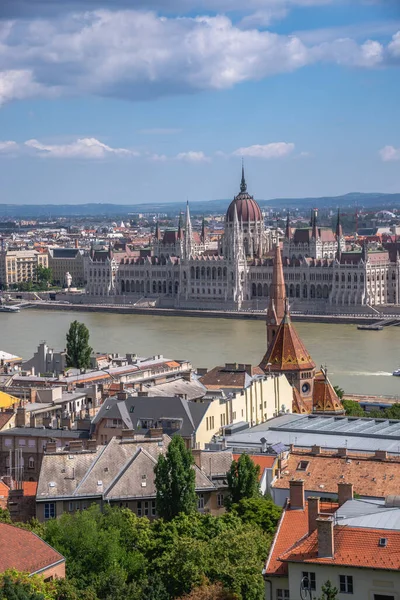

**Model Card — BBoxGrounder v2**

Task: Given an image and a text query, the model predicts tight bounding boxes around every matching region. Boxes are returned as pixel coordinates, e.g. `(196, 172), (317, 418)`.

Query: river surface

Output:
(1, 309), (399, 396)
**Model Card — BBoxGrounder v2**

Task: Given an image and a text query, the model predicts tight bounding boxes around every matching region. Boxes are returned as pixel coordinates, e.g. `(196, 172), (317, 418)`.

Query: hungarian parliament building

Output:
(84, 170), (400, 311)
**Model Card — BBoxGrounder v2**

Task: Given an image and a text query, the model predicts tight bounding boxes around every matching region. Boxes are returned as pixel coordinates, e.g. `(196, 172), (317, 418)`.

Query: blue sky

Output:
(0, 0), (399, 205)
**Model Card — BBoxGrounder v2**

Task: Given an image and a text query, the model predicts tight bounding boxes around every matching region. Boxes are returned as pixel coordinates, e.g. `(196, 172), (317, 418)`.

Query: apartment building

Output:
(0, 249), (48, 287)
(47, 247), (85, 287)
(264, 480), (400, 600)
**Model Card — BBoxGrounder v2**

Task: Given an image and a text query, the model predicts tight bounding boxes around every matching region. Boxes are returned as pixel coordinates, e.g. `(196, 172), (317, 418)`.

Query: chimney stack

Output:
(308, 496), (320, 533)
(311, 445), (321, 455)
(337, 447), (348, 457)
(375, 450), (388, 461)
(338, 482), (354, 506)
(289, 479), (305, 510)
(317, 517), (334, 558)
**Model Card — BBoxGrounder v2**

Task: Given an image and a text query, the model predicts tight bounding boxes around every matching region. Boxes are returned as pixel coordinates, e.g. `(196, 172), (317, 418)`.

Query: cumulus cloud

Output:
(0, 9), (398, 107)
(24, 137), (138, 159)
(175, 151), (210, 162)
(0, 140), (18, 153)
(380, 145), (400, 162)
(233, 142), (295, 159)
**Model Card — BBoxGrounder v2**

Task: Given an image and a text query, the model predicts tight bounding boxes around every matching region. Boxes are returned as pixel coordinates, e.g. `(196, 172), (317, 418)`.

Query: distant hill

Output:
(0, 192), (399, 218)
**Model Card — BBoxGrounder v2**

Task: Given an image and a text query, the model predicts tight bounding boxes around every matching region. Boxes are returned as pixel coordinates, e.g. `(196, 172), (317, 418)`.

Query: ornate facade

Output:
(83, 170), (400, 310)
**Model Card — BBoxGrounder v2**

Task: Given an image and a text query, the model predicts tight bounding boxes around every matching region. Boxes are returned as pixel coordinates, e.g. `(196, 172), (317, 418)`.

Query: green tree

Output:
(230, 497), (282, 535)
(226, 455), (260, 507)
(65, 321), (92, 369)
(342, 399), (365, 417)
(333, 385), (344, 399)
(154, 435), (197, 520)
(318, 580), (339, 600)
(36, 265), (53, 288)
(0, 571), (55, 600)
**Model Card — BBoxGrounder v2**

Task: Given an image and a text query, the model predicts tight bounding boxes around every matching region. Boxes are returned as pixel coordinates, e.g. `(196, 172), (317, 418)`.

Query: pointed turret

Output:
(185, 201), (193, 258)
(336, 208), (343, 239)
(265, 243), (286, 347)
(285, 213), (291, 239)
(155, 222), (162, 241)
(177, 212), (183, 240)
(240, 159), (247, 194)
(201, 216), (206, 242)
(361, 239), (368, 262)
(312, 366), (344, 414)
(312, 208), (318, 239)
(108, 241), (113, 259)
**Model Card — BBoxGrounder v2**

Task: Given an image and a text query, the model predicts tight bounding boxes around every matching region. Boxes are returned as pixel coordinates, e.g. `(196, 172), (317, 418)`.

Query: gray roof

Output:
(143, 378), (207, 401)
(37, 435), (214, 502)
(336, 498), (400, 531)
(0, 427), (89, 439)
(92, 395), (210, 438)
(50, 248), (82, 259)
(225, 414), (400, 454)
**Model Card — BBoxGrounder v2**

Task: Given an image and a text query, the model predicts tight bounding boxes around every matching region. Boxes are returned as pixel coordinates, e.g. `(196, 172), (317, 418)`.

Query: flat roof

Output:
(226, 414), (400, 453)
(0, 427), (89, 439)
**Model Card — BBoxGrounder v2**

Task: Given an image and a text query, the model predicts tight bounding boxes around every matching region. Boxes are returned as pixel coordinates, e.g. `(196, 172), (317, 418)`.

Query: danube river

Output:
(1, 309), (399, 397)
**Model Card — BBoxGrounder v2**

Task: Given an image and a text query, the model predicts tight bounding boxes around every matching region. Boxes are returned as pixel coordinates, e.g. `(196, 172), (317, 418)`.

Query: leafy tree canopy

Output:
(318, 580), (339, 600)
(154, 435), (197, 521)
(65, 320), (92, 369)
(226, 454), (260, 507)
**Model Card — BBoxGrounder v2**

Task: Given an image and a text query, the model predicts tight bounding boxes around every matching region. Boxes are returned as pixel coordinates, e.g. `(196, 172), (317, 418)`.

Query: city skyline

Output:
(0, 0), (399, 204)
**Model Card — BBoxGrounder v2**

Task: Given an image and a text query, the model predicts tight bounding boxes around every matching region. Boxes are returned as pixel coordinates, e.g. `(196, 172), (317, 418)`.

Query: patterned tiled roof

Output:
(0, 523), (64, 575)
(259, 311), (316, 373)
(282, 526), (400, 571)
(312, 371), (344, 414)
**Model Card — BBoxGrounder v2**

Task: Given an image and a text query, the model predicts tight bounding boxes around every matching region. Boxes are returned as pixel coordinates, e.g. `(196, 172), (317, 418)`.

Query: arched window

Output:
(252, 283), (257, 297)
(257, 283), (263, 297)
(28, 456), (35, 470)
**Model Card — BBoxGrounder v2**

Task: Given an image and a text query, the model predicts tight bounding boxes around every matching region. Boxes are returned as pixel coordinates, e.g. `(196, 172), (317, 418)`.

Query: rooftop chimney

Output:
(375, 450), (388, 461)
(338, 482), (354, 506)
(45, 441), (57, 453)
(308, 496), (320, 534)
(317, 517), (334, 558)
(289, 479), (305, 510)
(311, 445), (321, 455)
(337, 447), (348, 457)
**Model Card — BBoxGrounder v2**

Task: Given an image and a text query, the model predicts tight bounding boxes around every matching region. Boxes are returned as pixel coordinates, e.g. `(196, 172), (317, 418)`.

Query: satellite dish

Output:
(300, 576), (312, 600)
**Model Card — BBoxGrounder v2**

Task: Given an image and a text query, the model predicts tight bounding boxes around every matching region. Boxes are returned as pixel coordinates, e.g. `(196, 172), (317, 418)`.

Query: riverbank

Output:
(23, 301), (385, 325)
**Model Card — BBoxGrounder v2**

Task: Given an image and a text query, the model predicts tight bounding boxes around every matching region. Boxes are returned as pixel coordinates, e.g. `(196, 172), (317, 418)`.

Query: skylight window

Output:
(297, 460), (309, 471)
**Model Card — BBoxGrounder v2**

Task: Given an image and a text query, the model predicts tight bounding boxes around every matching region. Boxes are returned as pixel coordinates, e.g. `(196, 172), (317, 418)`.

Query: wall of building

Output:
(288, 561), (400, 600)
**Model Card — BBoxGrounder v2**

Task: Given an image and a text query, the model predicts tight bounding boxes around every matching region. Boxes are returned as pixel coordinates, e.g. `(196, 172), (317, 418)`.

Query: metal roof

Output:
(336, 499), (400, 531)
(225, 414), (400, 453)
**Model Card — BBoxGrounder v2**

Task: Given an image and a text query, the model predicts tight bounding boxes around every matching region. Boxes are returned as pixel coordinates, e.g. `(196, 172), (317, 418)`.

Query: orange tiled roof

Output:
(232, 453), (277, 480)
(272, 451), (400, 498)
(0, 481), (9, 499)
(313, 371), (344, 414)
(292, 387), (309, 414)
(260, 311), (316, 372)
(22, 481), (38, 497)
(282, 526), (400, 571)
(265, 501), (338, 576)
(0, 523), (64, 575)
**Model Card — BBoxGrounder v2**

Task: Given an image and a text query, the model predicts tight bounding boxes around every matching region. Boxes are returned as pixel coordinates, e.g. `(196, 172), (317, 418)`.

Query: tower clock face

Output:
(302, 382), (310, 394)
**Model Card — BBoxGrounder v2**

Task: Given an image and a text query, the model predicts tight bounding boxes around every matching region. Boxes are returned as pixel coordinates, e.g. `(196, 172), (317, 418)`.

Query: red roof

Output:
(282, 526), (400, 571)
(22, 481), (38, 497)
(265, 502), (337, 576)
(232, 454), (277, 480)
(0, 523), (64, 575)
(226, 195), (262, 223)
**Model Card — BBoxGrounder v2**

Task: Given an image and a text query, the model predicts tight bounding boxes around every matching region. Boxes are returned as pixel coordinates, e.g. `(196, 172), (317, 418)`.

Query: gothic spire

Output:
(265, 242), (286, 347)
(155, 221), (161, 241)
(185, 200), (193, 257)
(201, 216), (206, 242)
(312, 208), (318, 239)
(285, 212), (291, 239)
(336, 208), (343, 239)
(240, 158), (247, 193)
(177, 212), (183, 240)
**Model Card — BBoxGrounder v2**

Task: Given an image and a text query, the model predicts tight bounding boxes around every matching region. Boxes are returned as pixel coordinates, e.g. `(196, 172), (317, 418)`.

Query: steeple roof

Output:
(266, 243), (286, 327)
(336, 208), (343, 239)
(240, 159), (247, 193)
(260, 305), (316, 372)
(313, 368), (344, 414)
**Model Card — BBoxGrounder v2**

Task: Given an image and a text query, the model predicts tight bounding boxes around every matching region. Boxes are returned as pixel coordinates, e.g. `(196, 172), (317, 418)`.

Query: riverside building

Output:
(82, 168), (400, 310)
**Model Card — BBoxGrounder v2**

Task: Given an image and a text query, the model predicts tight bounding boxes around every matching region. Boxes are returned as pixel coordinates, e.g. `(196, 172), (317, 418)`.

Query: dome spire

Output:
(240, 158), (247, 193)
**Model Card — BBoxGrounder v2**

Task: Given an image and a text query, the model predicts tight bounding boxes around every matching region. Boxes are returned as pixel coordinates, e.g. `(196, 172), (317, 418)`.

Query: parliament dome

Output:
(226, 167), (263, 223)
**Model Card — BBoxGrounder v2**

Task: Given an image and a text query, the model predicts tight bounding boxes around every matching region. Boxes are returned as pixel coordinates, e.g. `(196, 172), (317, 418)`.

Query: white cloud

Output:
(239, 7), (289, 29)
(380, 145), (400, 162)
(0, 10), (397, 107)
(233, 142), (295, 159)
(0, 140), (18, 153)
(24, 137), (138, 159)
(175, 151), (210, 162)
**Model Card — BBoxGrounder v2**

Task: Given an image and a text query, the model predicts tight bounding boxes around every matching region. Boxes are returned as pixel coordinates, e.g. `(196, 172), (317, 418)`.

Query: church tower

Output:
(265, 243), (286, 347)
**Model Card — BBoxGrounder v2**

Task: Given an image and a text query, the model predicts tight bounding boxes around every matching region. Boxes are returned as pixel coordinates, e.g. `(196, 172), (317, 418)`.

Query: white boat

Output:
(0, 305), (20, 313)
(393, 369), (400, 377)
